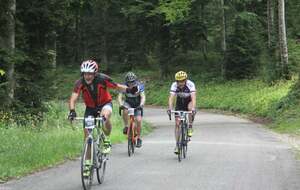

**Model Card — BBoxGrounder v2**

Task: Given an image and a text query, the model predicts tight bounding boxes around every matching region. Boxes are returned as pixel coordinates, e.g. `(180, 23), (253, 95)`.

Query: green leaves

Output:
(121, 0), (193, 23)
(0, 69), (5, 76)
(157, 0), (193, 23)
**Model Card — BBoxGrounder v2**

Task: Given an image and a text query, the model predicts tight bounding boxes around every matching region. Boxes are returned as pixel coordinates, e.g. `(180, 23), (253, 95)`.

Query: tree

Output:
(267, 0), (275, 49)
(278, 0), (290, 79)
(220, 0), (227, 80)
(6, 0), (16, 105)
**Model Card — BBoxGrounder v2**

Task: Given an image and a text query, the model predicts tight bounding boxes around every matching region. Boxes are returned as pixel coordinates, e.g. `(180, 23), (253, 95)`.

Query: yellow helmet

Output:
(175, 71), (187, 81)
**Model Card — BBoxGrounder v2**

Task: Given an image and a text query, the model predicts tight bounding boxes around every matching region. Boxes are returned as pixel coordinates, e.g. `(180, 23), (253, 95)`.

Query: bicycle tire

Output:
(128, 128), (133, 156)
(96, 151), (106, 184)
(178, 123), (183, 162)
(128, 139), (133, 156)
(127, 125), (135, 157)
(182, 123), (188, 159)
(81, 138), (94, 190)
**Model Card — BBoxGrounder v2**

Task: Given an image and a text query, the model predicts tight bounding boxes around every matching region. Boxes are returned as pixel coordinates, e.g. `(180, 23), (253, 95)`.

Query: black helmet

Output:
(125, 72), (137, 83)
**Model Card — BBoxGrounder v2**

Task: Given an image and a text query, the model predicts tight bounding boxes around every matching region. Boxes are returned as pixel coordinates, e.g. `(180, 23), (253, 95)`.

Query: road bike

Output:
(119, 106), (143, 157)
(75, 116), (108, 190)
(168, 110), (192, 162)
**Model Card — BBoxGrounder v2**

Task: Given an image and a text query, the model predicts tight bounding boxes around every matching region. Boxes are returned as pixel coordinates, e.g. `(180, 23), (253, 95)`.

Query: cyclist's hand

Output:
(191, 109), (196, 122)
(167, 109), (171, 116)
(68, 110), (77, 121)
(120, 103), (128, 110)
(126, 86), (138, 94)
(167, 109), (171, 120)
(192, 109), (197, 116)
(136, 104), (143, 109)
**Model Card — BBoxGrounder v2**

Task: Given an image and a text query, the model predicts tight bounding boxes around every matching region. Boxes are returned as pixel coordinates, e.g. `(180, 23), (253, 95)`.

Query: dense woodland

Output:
(0, 0), (299, 118)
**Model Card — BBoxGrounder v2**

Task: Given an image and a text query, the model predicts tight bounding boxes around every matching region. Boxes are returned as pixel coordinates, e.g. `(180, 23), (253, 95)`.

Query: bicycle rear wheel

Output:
(81, 138), (94, 190)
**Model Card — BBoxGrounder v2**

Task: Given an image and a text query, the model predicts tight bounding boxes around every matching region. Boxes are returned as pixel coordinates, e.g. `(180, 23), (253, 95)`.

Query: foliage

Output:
(0, 0), (299, 125)
(225, 11), (263, 79)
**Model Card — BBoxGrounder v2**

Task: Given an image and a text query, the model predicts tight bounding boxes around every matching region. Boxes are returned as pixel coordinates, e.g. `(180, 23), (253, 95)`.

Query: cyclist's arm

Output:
(118, 93), (124, 106)
(69, 92), (79, 110)
(101, 75), (127, 92)
(140, 91), (146, 106)
(168, 93), (176, 110)
(115, 83), (128, 92)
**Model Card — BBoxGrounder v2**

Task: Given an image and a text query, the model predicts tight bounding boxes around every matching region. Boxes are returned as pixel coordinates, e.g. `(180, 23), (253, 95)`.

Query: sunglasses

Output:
(127, 81), (137, 85)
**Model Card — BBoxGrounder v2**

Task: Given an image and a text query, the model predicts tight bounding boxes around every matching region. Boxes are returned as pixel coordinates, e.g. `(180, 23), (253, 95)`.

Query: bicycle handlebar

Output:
(74, 117), (105, 121)
(119, 106), (143, 116)
(168, 110), (193, 121)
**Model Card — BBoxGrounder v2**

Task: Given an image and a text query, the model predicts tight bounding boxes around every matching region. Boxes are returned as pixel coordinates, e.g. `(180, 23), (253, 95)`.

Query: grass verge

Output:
(0, 101), (152, 182)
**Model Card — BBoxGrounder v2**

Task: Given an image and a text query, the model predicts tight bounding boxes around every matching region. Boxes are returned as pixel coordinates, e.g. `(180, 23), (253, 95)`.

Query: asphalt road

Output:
(1, 108), (300, 190)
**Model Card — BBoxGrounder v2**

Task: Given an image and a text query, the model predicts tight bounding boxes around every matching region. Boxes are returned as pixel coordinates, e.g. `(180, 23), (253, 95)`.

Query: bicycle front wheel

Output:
(178, 125), (183, 162)
(128, 127), (135, 157)
(81, 138), (94, 190)
(128, 139), (134, 157)
(182, 124), (188, 159)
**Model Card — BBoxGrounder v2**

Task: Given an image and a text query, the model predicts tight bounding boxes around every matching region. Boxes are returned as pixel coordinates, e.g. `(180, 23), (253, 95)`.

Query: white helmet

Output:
(80, 60), (98, 73)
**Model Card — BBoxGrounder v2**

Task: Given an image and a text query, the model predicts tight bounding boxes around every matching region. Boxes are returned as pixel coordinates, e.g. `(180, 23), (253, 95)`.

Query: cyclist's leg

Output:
(135, 109), (143, 147)
(174, 117), (180, 154)
(187, 101), (194, 137)
(122, 102), (130, 134)
(174, 103), (183, 154)
(101, 103), (113, 136)
(100, 102), (113, 154)
(135, 108), (143, 138)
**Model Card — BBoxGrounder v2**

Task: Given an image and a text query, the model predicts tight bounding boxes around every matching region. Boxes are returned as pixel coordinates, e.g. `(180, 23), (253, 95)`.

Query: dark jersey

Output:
(121, 81), (145, 108)
(73, 73), (117, 108)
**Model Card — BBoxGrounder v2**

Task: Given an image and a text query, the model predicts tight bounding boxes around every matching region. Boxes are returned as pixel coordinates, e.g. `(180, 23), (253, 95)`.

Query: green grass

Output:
(200, 80), (294, 117)
(0, 127), (82, 182)
(0, 101), (152, 182)
(145, 77), (294, 116)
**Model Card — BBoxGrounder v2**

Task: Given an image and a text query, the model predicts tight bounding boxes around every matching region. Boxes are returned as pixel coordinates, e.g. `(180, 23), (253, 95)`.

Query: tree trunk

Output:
(221, 0), (227, 80)
(267, 0), (275, 48)
(200, 3), (207, 61)
(6, 0), (16, 105)
(46, 31), (57, 69)
(101, 1), (109, 73)
(278, 0), (290, 79)
(74, 7), (80, 64)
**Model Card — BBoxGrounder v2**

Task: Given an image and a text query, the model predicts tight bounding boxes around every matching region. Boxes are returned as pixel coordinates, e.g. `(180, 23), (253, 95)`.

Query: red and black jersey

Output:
(73, 73), (118, 108)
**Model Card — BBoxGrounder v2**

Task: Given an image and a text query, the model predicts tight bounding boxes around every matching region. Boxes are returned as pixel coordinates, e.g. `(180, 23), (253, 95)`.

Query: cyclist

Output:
(118, 72), (145, 148)
(167, 71), (197, 154)
(68, 60), (137, 176)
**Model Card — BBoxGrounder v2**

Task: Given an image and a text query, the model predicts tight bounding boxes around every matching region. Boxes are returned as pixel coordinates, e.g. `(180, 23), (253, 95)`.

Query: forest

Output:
(0, 0), (299, 116)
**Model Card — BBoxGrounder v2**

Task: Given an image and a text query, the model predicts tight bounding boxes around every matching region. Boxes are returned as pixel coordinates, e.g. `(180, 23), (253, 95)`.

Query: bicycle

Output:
(168, 110), (192, 162)
(74, 116), (108, 190)
(119, 106), (143, 157)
